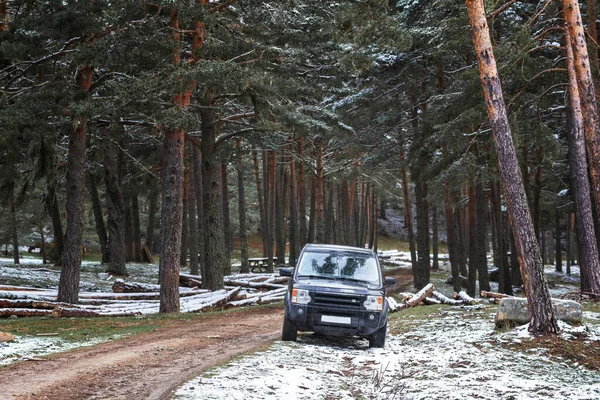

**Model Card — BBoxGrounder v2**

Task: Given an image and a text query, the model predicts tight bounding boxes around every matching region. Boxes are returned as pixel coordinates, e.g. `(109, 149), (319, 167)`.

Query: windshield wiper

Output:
(297, 274), (337, 280)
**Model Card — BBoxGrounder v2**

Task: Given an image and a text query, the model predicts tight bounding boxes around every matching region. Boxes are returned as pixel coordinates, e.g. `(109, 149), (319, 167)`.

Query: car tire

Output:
(369, 322), (386, 348)
(281, 314), (298, 341)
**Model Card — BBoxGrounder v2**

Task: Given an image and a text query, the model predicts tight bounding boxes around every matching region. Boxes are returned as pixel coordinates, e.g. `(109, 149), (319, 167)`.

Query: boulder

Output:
(495, 298), (582, 328)
(0, 332), (15, 342)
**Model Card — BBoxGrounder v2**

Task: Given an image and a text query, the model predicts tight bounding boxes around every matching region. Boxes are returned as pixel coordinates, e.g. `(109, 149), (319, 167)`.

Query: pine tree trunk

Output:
(145, 186), (158, 253)
(467, 182), (478, 297)
(180, 171), (189, 267)
(122, 188), (134, 263)
(555, 208), (562, 273)
(192, 147), (205, 277)
(324, 182), (334, 244)
(297, 138), (308, 248)
(253, 151), (267, 257)
(187, 149), (199, 275)
(564, 0), (600, 237)
(413, 178), (430, 290)
(87, 174), (109, 263)
(369, 190), (377, 249)
(431, 206), (439, 270)
(9, 188), (19, 265)
(288, 140), (298, 265)
(533, 147), (543, 244)
(131, 187), (142, 263)
(275, 155), (287, 263)
(476, 178), (490, 291)
(104, 141), (126, 276)
(456, 195), (469, 277)
(57, 65), (92, 304)
(267, 151), (276, 271)
(45, 178), (64, 264)
(307, 175), (316, 243)
(565, 26), (600, 296)
(201, 92), (226, 290)
(262, 151), (273, 266)
(221, 162), (232, 274)
(566, 214), (572, 274)
(445, 182), (462, 293)
(237, 139), (249, 273)
(467, 0), (558, 335)
(315, 139), (325, 243)
(159, 127), (184, 313)
(586, 0), (599, 80)
(400, 148), (417, 268)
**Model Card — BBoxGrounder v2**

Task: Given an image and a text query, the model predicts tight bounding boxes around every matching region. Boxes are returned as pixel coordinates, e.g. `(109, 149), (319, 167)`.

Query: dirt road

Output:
(0, 306), (283, 400)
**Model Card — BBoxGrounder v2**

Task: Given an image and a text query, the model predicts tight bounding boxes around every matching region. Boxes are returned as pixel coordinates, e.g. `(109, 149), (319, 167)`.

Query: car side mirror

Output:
(384, 276), (396, 287)
(279, 267), (293, 277)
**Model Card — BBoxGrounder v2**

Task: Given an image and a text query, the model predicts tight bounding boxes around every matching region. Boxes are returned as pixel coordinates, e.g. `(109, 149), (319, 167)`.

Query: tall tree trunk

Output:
(253, 151), (267, 257)
(445, 182), (462, 293)
(288, 140), (299, 265)
(192, 147), (205, 278)
(467, 0), (558, 335)
(566, 213), (572, 274)
(324, 182), (335, 244)
(565, 26), (600, 296)
(179, 171), (189, 267)
(555, 208), (562, 273)
(369, 189), (377, 249)
(122, 188), (135, 263)
(159, 127), (184, 313)
(145, 186), (158, 253)
(45, 178), (64, 264)
(57, 65), (92, 304)
(315, 139), (325, 243)
(131, 187), (142, 262)
(400, 148), (417, 269)
(275, 155), (287, 263)
(9, 188), (19, 265)
(456, 194), (469, 277)
(87, 174), (109, 263)
(237, 139), (249, 273)
(476, 178), (490, 291)
(586, 0), (599, 81)
(297, 138), (308, 248)
(221, 162), (232, 275)
(467, 181), (478, 297)
(565, 0), (600, 236)
(431, 206), (439, 271)
(307, 175), (316, 243)
(267, 151), (276, 271)
(38, 220), (47, 265)
(104, 141), (126, 276)
(187, 150), (199, 275)
(262, 151), (273, 267)
(201, 92), (226, 289)
(413, 178), (430, 290)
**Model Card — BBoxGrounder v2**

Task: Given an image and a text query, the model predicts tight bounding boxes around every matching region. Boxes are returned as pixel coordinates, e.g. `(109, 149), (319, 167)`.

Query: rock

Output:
(495, 298), (582, 328)
(0, 332), (15, 342)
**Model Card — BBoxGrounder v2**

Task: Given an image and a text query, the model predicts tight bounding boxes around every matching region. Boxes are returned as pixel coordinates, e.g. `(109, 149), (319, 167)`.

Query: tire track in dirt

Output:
(0, 306), (282, 400)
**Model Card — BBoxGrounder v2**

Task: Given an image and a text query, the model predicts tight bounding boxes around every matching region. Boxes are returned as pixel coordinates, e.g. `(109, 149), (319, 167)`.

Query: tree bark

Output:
(445, 182), (462, 293)
(400, 147), (417, 269)
(179, 170), (189, 267)
(253, 151), (267, 257)
(307, 174), (316, 243)
(57, 65), (92, 304)
(187, 148), (199, 275)
(315, 139), (325, 243)
(565, 25), (600, 296)
(201, 91), (226, 290)
(476, 177), (490, 291)
(237, 139), (249, 273)
(9, 187), (19, 265)
(104, 140), (127, 276)
(297, 137), (308, 248)
(192, 147), (205, 278)
(122, 188), (134, 263)
(467, 181), (478, 297)
(221, 161), (232, 275)
(431, 206), (439, 270)
(159, 127), (184, 313)
(131, 187), (142, 263)
(467, 0), (558, 335)
(413, 178), (430, 290)
(555, 208), (562, 273)
(288, 140), (299, 265)
(87, 174), (109, 263)
(145, 186), (158, 253)
(45, 178), (64, 264)
(564, 0), (600, 236)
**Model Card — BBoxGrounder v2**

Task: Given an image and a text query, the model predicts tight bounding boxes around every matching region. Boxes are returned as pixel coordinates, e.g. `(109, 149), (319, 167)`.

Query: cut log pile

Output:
(387, 284), (492, 312)
(0, 273), (288, 319)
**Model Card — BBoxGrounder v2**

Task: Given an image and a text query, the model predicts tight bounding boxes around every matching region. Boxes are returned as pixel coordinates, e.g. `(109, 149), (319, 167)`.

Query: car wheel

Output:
(368, 322), (386, 348)
(281, 314), (297, 341)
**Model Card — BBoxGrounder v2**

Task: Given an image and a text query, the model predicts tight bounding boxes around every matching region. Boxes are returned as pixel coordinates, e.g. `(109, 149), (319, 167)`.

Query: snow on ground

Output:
(0, 334), (106, 366)
(174, 306), (600, 400)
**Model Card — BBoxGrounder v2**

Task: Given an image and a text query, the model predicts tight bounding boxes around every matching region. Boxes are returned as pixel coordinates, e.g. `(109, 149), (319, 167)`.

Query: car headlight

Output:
(291, 289), (311, 304)
(364, 296), (383, 311)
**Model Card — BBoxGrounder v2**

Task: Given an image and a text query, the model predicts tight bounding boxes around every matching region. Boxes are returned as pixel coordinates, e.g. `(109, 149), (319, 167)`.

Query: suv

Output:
(280, 244), (395, 348)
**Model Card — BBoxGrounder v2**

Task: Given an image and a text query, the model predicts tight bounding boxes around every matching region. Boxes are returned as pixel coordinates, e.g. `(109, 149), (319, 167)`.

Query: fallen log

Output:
(112, 279), (161, 293)
(180, 273), (202, 287)
(386, 296), (405, 312)
(480, 290), (510, 299)
(406, 283), (435, 307)
(423, 297), (441, 305)
(453, 291), (476, 305)
(52, 307), (102, 318)
(431, 291), (464, 305)
(0, 299), (81, 310)
(0, 308), (52, 318)
(223, 279), (285, 290)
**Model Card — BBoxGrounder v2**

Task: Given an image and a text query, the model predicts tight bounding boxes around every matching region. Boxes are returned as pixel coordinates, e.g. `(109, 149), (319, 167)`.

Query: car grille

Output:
(310, 292), (365, 310)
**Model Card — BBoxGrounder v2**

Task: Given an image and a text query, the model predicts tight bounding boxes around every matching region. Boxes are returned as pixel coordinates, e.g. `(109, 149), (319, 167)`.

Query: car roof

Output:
(301, 243), (376, 255)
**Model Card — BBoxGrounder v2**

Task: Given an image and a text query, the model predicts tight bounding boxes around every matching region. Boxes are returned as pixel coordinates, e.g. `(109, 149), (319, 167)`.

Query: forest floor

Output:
(2, 254), (600, 399)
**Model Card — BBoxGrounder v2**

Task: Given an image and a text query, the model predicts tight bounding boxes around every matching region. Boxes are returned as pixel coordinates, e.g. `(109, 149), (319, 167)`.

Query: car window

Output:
(297, 250), (381, 285)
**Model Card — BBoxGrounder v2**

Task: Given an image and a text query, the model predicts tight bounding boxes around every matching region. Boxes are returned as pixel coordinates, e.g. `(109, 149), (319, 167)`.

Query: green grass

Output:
(0, 305), (280, 343)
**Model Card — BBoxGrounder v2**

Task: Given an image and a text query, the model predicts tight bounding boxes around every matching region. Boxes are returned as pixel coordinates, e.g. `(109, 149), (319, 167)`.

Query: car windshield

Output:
(296, 250), (381, 286)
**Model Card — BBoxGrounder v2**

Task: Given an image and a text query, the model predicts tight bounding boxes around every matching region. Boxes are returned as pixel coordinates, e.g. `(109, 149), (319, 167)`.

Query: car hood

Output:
(293, 278), (382, 295)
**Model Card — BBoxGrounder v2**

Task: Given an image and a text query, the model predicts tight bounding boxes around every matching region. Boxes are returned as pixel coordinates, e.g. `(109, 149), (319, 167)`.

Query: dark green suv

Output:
(280, 244), (394, 348)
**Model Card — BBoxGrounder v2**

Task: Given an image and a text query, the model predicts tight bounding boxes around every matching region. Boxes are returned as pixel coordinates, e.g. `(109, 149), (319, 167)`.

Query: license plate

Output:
(321, 315), (351, 325)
